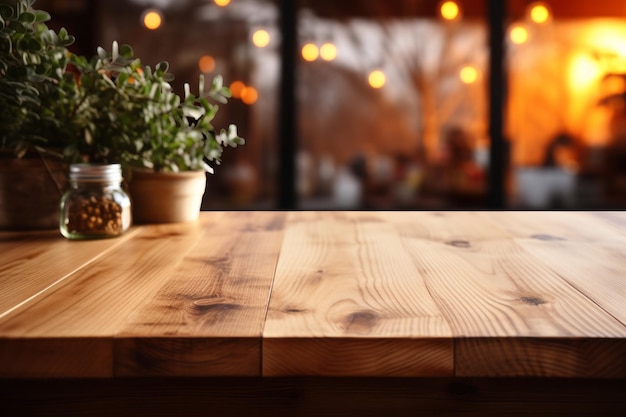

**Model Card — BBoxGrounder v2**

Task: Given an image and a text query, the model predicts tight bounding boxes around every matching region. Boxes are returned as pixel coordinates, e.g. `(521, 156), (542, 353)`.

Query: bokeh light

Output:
(230, 81), (246, 99)
(530, 3), (551, 24)
(252, 29), (271, 48)
(440, 1), (460, 21)
(320, 43), (338, 61)
(198, 55), (216, 73)
(142, 9), (163, 30)
(510, 25), (529, 44)
(569, 54), (602, 91)
(302, 43), (319, 62)
(460, 66), (479, 84)
(241, 86), (259, 105)
(368, 70), (386, 89)
(214, 0), (231, 7)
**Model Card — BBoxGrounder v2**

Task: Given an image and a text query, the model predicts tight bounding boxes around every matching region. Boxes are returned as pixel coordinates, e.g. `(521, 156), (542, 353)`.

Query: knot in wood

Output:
(343, 310), (379, 334)
(520, 296), (547, 306)
(531, 234), (565, 241)
(191, 297), (239, 312)
(446, 240), (471, 248)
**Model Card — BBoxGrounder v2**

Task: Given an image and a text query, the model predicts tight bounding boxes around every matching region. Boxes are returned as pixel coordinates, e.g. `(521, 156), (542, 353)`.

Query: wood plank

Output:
(389, 211), (626, 377)
(456, 337), (626, 378)
(0, 216), (221, 378)
(480, 211), (626, 325)
(263, 211), (453, 377)
(115, 211), (286, 377)
(0, 228), (139, 317)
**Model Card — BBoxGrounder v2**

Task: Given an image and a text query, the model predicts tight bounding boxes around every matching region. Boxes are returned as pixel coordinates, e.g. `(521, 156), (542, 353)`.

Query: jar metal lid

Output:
(69, 164), (123, 182)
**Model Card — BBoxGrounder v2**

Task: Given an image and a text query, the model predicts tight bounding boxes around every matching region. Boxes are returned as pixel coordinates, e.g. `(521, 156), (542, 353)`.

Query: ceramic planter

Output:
(128, 168), (207, 224)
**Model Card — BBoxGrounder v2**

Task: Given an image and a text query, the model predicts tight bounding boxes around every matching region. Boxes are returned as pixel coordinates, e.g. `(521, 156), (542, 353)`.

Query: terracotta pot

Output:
(0, 151), (67, 230)
(128, 168), (207, 224)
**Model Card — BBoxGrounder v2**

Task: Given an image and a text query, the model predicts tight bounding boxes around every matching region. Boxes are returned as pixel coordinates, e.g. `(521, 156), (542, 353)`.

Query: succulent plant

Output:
(0, 0), (76, 158)
(1, 0), (244, 173)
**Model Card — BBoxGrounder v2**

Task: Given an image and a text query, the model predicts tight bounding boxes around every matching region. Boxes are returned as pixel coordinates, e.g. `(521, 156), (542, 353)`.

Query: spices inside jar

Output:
(60, 164), (131, 239)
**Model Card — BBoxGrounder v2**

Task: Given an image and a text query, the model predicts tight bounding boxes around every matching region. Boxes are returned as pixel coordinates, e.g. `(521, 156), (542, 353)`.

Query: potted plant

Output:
(0, 0), (78, 229)
(2, 0), (245, 228)
(72, 43), (245, 223)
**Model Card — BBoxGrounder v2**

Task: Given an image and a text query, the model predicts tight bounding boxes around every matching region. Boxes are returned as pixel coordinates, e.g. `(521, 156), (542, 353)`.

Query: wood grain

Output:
(264, 211), (454, 377)
(480, 211), (626, 325)
(115, 211), (286, 376)
(1, 211), (625, 380)
(388, 211), (626, 377)
(0, 217), (217, 377)
(0, 229), (139, 317)
(456, 337), (626, 378)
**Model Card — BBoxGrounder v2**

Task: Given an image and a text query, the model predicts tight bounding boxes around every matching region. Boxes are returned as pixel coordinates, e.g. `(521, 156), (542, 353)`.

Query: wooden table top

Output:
(1, 211), (625, 379)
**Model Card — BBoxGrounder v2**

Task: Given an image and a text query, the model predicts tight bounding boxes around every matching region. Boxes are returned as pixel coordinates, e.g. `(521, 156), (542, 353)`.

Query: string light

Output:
(252, 29), (271, 48)
(320, 43), (338, 61)
(142, 9), (163, 30)
(198, 55), (216, 73)
(460, 66), (478, 84)
(214, 0), (231, 7)
(368, 70), (386, 89)
(529, 2), (551, 24)
(510, 25), (529, 44)
(241, 86), (259, 105)
(440, 1), (461, 21)
(230, 81), (246, 99)
(302, 43), (319, 62)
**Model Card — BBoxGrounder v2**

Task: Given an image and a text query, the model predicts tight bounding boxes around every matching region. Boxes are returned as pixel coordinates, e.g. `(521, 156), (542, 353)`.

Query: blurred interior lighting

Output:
(252, 29), (271, 48)
(142, 9), (163, 30)
(230, 81), (246, 99)
(241, 86), (259, 105)
(302, 43), (319, 62)
(214, 0), (231, 7)
(510, 25), (529, 44)
(320, 43), (338, 61)
(529, 2), (551, 24)
(198, 55), (216, 73)
(440, 1), (461, 21)
(368, 70), (386, 89)
(460, 66), (479, 84)
(569, 54), (602, 91)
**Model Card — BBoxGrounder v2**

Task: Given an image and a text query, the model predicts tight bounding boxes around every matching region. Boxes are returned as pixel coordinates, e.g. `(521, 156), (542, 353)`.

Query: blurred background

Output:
(37, 0), (626, 209)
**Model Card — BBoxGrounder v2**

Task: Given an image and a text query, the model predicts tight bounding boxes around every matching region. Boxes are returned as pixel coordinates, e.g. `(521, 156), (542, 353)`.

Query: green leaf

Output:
(156, 61), (169, 72)
(18, 12), (35, 23)
(0, 5), (14, 19)
(119, 44), (133, 58)
(33, 10), (50, 23)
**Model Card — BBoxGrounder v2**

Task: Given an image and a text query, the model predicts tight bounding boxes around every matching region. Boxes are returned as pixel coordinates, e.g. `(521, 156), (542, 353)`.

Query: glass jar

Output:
(60, 164), (132, 239)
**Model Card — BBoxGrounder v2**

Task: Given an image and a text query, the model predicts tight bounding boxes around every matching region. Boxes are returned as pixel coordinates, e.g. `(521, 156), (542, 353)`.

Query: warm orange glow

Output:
(241, 86), (259, 105)
(320, 43), (338, 61)
(198, 55), (216, 73)
(460, 66), (478, 84)
(302, 43), (319, 62)
(583, 26), (626, 61)
(440, 1), (460, 21)
(142, 9), (163, 30)
(510, 25), (529, 44)
(214, 0), (231, 7)
(229, 81), (246, 99)
(252, 29), (270, 48)
(569, 54), (602, 91)
(368, 70), (386, 89)
(529, 3), (550, 24)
